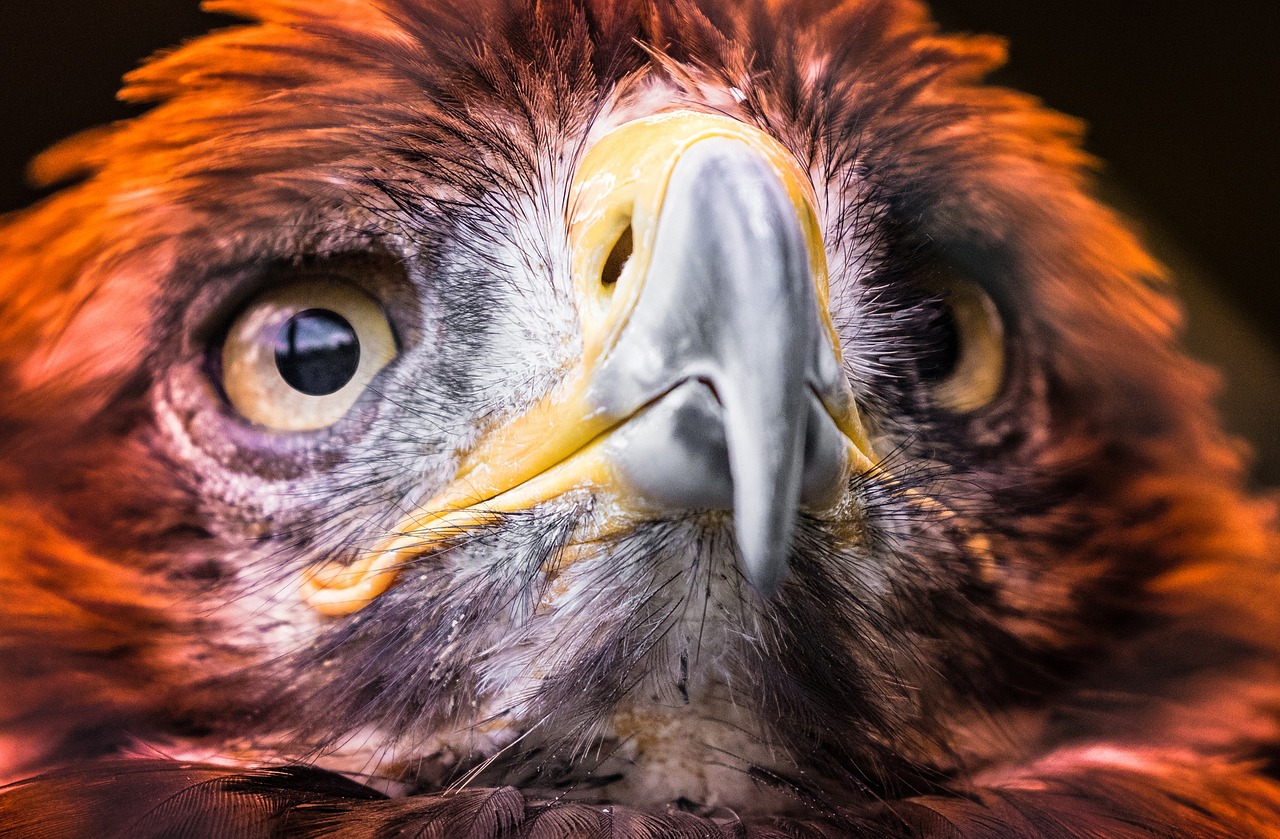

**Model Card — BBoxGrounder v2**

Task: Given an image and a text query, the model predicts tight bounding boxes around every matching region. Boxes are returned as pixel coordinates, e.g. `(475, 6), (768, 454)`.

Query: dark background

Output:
(1, 2), (1277, 476)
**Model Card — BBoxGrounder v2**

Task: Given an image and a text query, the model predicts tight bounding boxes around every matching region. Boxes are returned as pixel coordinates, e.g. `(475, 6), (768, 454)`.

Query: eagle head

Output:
(2, 0), (1279, 836)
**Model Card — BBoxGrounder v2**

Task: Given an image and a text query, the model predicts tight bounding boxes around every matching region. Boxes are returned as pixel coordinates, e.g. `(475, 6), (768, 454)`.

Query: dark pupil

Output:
(917, 300), (961, 382)
(274, 309), (361, 396)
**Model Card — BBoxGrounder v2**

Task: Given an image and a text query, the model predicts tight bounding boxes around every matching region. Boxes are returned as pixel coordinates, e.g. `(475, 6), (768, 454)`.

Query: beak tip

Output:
(737, 535), (791, 598)
(751, 569), (787, 598)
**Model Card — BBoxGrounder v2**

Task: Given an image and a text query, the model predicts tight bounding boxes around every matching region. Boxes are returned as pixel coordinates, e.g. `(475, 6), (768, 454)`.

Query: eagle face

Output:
(3, 0), (1280, 834)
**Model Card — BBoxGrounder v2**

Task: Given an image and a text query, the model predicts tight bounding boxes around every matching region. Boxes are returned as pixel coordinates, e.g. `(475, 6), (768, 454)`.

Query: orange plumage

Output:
(2, 1), (1280, 836)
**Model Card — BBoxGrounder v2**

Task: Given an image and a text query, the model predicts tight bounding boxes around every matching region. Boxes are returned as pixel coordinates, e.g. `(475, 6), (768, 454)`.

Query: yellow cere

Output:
(569, 110), (834, 363)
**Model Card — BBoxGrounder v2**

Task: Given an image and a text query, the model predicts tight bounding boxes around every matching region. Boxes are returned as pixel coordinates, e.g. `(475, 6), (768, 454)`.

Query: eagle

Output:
(1, 0), (1279, 836)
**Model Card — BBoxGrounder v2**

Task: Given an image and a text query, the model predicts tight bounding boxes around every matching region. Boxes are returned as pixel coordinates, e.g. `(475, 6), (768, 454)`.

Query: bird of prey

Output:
(1, 0), (1279, 836)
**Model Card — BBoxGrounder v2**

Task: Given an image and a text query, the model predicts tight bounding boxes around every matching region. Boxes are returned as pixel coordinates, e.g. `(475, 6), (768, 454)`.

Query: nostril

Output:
(601, 223), (633, 289)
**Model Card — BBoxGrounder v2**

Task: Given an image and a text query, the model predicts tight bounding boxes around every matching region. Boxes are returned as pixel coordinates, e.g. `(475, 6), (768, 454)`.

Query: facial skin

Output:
(1, 2), (1279, 836)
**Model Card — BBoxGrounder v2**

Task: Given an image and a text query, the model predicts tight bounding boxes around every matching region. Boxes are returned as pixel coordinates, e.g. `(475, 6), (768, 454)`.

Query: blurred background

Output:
(0, 1), (1276, 478)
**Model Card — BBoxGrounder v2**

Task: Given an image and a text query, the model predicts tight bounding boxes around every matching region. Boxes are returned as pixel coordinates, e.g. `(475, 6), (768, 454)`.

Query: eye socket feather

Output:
(220, 280), (397, 431)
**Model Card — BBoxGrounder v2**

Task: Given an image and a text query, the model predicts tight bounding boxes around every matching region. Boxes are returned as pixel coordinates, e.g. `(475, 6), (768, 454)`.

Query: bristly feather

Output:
(2, 0), (1280, 835)
(4, 755), (1280, 837)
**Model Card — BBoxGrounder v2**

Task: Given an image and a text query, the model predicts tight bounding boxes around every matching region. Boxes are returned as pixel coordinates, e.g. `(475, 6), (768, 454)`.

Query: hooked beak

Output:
(302, 111), (875, 614)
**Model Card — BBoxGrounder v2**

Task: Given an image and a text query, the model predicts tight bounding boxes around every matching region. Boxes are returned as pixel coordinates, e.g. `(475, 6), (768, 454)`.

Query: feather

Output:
(5, 755), (1280, 838)
(292, 785), (526, 838)
(0, 760), (383, 839)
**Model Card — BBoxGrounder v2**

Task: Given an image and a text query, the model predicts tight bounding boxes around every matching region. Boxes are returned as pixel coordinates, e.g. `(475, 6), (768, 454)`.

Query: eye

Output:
(917, 274), (1005, 412)
(220, 280), (397, 431)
